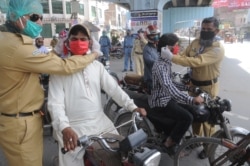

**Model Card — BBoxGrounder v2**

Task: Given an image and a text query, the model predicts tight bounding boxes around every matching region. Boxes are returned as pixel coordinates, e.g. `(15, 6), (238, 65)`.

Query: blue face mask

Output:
(153, 35), (159, 41)
(22, 20), (42, 38)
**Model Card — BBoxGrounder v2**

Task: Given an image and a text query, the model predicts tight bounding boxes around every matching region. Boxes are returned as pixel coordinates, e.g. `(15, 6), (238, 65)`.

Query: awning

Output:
(83, 21), (100, 32)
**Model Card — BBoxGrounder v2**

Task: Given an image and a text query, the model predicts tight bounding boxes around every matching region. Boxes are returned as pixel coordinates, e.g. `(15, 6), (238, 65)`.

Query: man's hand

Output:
(133, 108), (147, 117)
(138, 32), (145, 39)
(92, 38), (103, 57)
(193, 96), (204, 105)
(62, 127), (78, 151)
(161, 47), (173, 60)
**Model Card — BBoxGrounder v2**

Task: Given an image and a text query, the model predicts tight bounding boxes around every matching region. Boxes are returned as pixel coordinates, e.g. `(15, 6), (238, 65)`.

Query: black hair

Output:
(202, 17), (220, 29)
(137, 28), (144, 33)
(68, 25), (90, 40)
(157, 33), (179, 53)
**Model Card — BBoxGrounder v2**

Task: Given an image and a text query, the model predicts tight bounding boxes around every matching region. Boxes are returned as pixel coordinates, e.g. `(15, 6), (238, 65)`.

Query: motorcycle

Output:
(61, 112), (161, 166)
(104, 73), (249, 158)
(110, 42), (124, 59)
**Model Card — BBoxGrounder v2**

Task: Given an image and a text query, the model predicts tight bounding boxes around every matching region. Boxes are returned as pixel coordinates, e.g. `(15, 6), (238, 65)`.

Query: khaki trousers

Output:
(0, 113), (43, 166)
(192, 122), (216, 137)
(133, 53), (144, 76)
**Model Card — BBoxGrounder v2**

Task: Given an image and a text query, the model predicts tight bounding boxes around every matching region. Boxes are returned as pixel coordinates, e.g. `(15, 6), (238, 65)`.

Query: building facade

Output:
(0, 0), (128, 39)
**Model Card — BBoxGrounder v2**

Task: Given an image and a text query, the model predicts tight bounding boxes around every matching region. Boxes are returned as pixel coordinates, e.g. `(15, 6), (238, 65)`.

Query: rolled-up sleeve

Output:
(12, 44), (95, 75)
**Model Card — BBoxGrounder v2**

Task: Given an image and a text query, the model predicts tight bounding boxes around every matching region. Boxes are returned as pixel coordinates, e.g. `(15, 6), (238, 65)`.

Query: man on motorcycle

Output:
(148, 33), (204, 156)
(143, 25), (160, 93)
(47, 24), (147, 166)
(162, 17), (225, 159)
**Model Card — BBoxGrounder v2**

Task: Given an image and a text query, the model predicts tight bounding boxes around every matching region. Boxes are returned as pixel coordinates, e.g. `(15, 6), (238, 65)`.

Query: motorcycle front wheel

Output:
(208, 131), (248, 165)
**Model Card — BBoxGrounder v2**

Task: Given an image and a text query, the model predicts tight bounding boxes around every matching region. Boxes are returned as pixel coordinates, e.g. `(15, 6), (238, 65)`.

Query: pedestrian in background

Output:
(162, 17), (225, 159)
(99, 30), (111, 60)
(0, 0), (100, 165)
(122, 29), (135, 72)
(35, 36), (49, 54)
(132, 28), (148, 76)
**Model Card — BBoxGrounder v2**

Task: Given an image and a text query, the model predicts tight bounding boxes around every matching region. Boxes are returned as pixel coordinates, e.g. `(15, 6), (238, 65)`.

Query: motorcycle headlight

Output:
(133, 147), (161, 166)
(219, 99), (232, 112)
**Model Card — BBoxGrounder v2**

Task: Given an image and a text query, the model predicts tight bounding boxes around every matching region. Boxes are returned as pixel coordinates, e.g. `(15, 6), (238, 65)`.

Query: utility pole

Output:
(71, 0), (80, 25)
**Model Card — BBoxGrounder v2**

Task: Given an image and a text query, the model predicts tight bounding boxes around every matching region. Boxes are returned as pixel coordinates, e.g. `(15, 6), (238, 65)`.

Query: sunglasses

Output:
(29, 14), (43, 22)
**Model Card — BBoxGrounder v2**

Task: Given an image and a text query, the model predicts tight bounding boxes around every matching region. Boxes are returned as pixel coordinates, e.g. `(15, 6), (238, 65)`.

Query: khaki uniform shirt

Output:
(0, 32), (95, 114)
(172, 39), (225, 97)
(132, 37), (148, 55)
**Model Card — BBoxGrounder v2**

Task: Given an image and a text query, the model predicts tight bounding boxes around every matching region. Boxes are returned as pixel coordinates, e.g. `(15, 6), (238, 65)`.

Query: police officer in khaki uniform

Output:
(0, 0), (101, 166)
(132, 29), (148, 76)
(164, 17), (225, 159)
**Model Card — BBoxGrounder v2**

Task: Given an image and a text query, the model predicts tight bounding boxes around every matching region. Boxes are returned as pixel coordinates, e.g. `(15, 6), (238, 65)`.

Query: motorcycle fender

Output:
(229, 126), (249, 136)
(213, 126), (249, 138)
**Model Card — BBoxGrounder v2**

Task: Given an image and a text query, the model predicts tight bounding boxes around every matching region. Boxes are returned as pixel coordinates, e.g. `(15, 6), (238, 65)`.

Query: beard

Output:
(199, 38), (213, 47)
(36, 44), (41, 48)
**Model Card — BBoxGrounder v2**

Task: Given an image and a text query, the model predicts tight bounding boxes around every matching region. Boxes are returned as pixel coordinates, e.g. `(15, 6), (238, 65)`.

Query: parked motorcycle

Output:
(110, 42), (124, 59)
(61, 112), (161, 166)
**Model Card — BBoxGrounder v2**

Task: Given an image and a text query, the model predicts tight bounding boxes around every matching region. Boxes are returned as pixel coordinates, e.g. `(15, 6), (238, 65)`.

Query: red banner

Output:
(212, 0), (250, 8)
(212, 0), (228, 8)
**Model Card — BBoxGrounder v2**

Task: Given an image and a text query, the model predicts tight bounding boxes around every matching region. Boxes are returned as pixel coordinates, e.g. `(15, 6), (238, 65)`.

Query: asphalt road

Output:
(1, 41), (250, 166)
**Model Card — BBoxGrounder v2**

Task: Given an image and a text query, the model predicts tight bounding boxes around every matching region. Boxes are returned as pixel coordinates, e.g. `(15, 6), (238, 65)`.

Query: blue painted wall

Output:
(163, 7), (214, 33)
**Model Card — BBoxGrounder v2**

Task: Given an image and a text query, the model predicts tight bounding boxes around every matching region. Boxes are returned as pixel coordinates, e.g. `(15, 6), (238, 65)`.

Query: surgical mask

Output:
(69, 40), (89, 55)
(148, 35), (159, 44)
(22, 19), (42, 38)
(153, 35), (159, 41)
(200, 31), (215, 40)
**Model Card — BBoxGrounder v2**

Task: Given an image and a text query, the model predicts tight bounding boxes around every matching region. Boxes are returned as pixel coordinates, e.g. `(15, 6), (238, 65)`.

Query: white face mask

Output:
(160, 47), (173, 60)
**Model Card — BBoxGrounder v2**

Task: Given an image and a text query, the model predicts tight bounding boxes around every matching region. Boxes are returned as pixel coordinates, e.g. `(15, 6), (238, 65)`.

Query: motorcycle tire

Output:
(103, 98), (122, 122)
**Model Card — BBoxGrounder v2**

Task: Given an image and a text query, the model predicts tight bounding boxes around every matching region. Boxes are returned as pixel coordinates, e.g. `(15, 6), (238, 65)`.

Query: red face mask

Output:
(69, 40), (89, 55)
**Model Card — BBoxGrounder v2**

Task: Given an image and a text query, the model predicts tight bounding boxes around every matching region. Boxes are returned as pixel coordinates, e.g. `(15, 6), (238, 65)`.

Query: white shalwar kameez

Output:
(48, 60), (137, 166)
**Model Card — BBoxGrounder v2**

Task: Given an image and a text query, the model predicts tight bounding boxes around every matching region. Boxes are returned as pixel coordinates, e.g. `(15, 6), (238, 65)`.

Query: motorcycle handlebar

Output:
(61, 112), (142, 154)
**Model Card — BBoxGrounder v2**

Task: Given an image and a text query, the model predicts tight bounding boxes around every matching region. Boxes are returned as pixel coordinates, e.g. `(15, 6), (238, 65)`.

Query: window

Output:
(91, 6), (96, 17)
(55, 23), (66, 34)
(0, 0), (9, 13)
(99, 8), (102, 18)
(41, 0), (49, 14)
(52, 1), (63, 14)
(79, 4), (84, 15)
(41, 24), (52, 38)
(66, 2), (71, 14)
